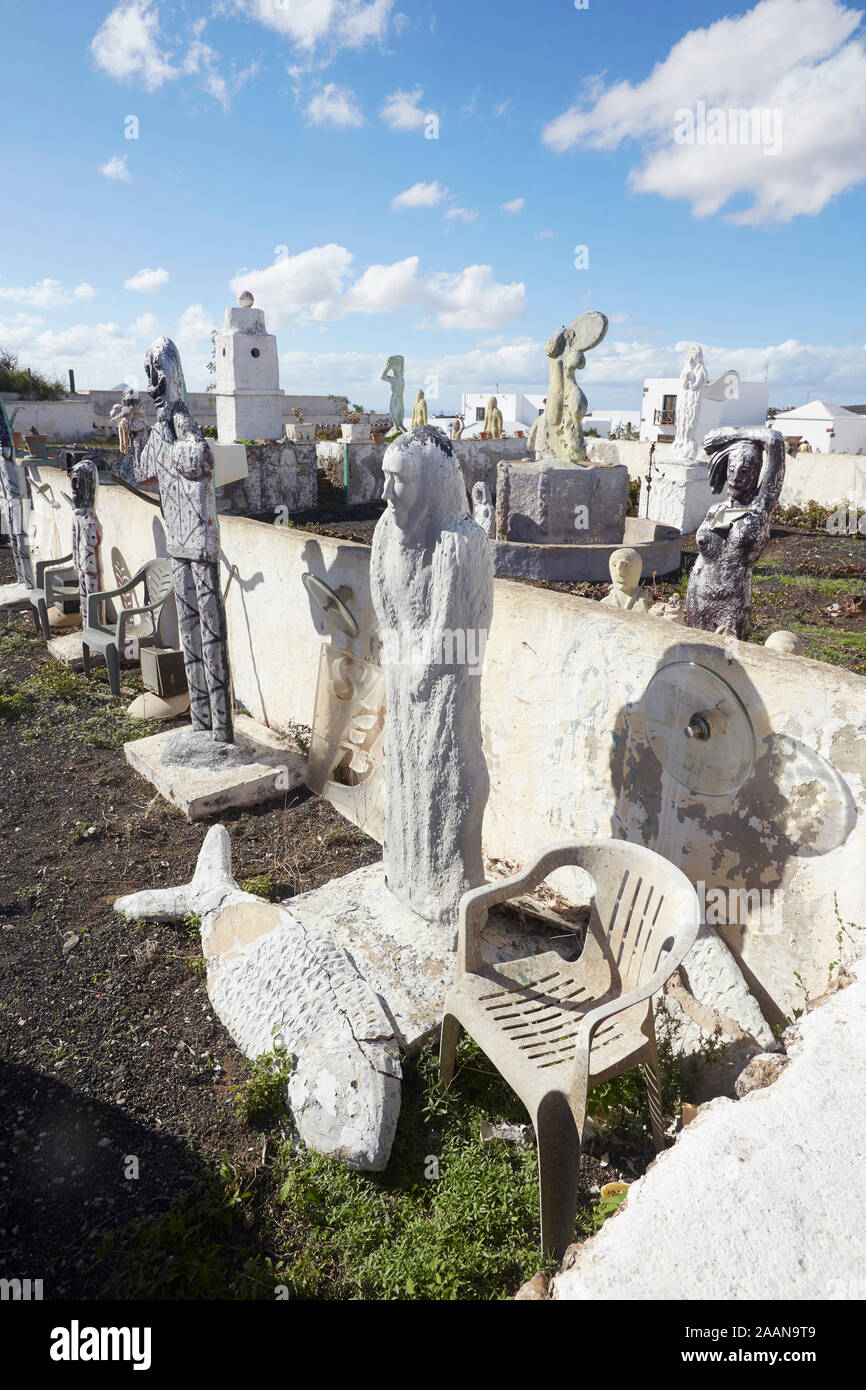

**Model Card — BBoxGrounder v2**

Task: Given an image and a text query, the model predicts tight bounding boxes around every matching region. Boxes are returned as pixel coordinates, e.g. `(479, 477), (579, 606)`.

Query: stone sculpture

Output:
(410, 388), (428, 428)
(600, 547), (653, 612)
(109, 389), (147, 459)
(471, 480), (494, 538)
(381, 355), (405, 435)
(370, 426), (494, 930)
(765, 630), (804, 655)
(451, 414), (464, 441)
(69, 458), (102, 621)
(0, 397), (31, 585)
(110, 336), (234, 743)
(115, 825), (401, 1171)
(672, 344), (709, 462)
(534, 311), (608, 464)
(685, 427), (786, 640)
(483, 396), (503, 439)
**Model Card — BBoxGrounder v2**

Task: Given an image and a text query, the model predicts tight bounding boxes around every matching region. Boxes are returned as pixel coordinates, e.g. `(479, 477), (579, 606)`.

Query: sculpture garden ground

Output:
(0, 545), (719, 1300)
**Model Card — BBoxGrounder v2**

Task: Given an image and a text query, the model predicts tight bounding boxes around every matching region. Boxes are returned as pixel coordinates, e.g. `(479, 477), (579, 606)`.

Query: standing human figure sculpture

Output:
(471, 480), (494, 537)
(108, 336), (234, 743)
(69, 457), (102, 623)
(685, 427), (786, 640)
(411, 389), (428, 428)
(534, 311), (608, 463)
(483, 396), (503, 439)
(381, 355), (405, 435)
(370, 426), (494, 931)
(672, 345), (709, 462)
(110, 389), (147, 460)
(451, 414), (464, 441)
(0, 397), (31, 586)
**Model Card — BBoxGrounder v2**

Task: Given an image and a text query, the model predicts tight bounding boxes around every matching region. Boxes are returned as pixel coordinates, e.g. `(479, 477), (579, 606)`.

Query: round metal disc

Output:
(642, 661), (756, 796)
(302, 572), (359, 639)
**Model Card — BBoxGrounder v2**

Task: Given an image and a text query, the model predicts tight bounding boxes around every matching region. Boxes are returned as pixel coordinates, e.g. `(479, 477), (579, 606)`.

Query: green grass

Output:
(233, 1046), (295, 1124)
(752, 569), (865, 596)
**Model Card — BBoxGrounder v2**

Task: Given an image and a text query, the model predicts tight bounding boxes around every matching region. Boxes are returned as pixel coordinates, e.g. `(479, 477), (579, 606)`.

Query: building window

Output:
(475, 407), (485, 421)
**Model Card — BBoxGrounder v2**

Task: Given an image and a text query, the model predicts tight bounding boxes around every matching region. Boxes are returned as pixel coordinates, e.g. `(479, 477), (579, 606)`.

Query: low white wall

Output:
(590, 438), (866, 513)
(26, 464), (866, 1019)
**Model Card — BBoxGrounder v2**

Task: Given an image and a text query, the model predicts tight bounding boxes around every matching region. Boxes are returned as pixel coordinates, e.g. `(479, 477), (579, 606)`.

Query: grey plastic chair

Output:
(81, 557), (174, 696)
(439, 839), (700, 1258)
(27, 554), (79, 638)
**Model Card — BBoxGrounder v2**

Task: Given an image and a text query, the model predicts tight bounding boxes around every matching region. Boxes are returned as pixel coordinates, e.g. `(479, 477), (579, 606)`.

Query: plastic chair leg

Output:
(536, 1091), (582, 1259)
(81, 642), (91, 680)
(438, 1013), (461, 1086)
(106, 643), (121, 697)
(36, 598), (50, 640)
(642, 1033), (666, 1153)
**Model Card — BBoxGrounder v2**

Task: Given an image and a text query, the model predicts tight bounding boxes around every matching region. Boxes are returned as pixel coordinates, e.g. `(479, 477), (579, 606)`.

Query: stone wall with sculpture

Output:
(25, 458), (866, 1025)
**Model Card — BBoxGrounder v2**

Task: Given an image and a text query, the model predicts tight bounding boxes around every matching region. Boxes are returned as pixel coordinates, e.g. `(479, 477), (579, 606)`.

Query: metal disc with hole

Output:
(301, 572), (359, 639)
(642, 661), (756, 796)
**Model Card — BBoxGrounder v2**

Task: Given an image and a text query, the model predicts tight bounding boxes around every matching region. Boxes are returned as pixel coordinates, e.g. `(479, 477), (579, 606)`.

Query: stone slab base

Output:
(0, 581), (30, 617)
(639, 461), (715, 535)
(496, 458), (629, 545)
(47, 631), (85, 668)
(279, 861), (584, 1052)
(124, 713), (307, 820)
(492, 516), (681, 583)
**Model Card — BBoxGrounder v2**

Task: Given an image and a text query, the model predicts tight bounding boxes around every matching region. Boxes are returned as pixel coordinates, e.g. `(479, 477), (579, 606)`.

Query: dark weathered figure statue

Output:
(685, 427), (785, 640)
(110, 337), (233, 742)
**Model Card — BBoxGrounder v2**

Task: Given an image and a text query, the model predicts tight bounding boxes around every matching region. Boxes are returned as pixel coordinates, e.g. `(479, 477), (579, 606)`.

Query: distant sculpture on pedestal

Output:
(70, 458), (102, 621)
(110, 390), (147, 459)
(411, 389), (428, 428)
(685, 427), (786, 640)
(471, 481), (494, 537)
(0, 397), (31, 586)
(600, 547), (653, 611)
(672, 345), (709, 462)
(381, 355), (405, 435)
(483, 396), (503, 439)
(534, 311), (608, 464)
(370, 426), (494, 929)
(451, 414), (464, 441)
(109, 336), (234, 743)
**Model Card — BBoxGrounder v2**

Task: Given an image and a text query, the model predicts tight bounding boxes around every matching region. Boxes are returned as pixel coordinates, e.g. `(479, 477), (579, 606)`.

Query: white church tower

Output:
(214, 290), (283, 443)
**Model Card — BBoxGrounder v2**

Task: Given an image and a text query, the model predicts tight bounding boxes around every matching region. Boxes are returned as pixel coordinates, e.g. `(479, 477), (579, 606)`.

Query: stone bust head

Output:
(609, 546), (642, 594)
(145, 336), (186, 411)
(706, 434), (762, 503)
(381, 426), (467, 545)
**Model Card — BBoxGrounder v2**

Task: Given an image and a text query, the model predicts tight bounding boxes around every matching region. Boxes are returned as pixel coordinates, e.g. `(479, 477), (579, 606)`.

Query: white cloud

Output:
(176, 303), (216, 344)
(247, 0), (393, 52)
(501, 197), (525, 214)
(129, 312), (160, 339)
(391, 180), (449, 209)
(91, 1), (175, 91)
(541, 0), (866, 226)
(0, 279), (96, 309)
(124, 266), (170, 293)
(380, 86), (430, 132)
(341, 257), (421, 313)
(99, 154), (132, 182)
(230, 244), (356, 325)
(305, 82), (364, 128)
(424, 265), (526, 332)
(537, 229), (556, 239)
(445, 207), (479, 223)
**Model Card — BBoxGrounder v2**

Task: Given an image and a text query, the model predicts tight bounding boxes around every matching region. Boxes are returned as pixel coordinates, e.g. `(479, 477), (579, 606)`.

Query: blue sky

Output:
(1, 0), (864, 411)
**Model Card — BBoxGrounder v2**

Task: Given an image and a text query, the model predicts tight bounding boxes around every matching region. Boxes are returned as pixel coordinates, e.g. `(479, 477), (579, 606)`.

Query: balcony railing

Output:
(653, 408), (676, 427)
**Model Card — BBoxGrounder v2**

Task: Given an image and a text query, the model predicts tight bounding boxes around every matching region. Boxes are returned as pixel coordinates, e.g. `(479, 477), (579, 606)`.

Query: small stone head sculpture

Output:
(145, 336), (186, 411)
(70, 458), (97, 512)
(609, 547), (642, 594)
(381, 425), (466, 543)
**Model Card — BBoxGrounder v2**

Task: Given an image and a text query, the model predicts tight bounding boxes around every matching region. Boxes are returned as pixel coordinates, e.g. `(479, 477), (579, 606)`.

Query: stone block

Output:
(224, 441), (316, 516)
(639, 460), (716, 534)
(495, 458), (628, 545)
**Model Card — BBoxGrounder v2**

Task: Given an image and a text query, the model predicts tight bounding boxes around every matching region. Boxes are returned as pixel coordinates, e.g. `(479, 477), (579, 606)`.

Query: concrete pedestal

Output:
(124, 713), (306, 820)
(640, 460), (715, 535)
(496, 457), (628, 545)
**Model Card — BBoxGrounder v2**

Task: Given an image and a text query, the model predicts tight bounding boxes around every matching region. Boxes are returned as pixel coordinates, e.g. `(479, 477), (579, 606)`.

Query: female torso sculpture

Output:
(381, 355), (405, 434)
(370, 426), (494, 931)
(685, 427), (785, 640)
(673, 345), (709, 461)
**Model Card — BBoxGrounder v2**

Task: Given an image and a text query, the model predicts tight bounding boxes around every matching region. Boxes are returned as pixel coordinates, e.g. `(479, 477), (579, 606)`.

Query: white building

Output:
(639, 376), (769, 444)
(770, 401), (866, 455)
(459, 391), (544, 438)
(583, 409), (642, 438)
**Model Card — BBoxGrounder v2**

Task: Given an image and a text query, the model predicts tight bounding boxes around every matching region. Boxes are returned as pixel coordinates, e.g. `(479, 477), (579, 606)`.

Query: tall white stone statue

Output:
(214, 291), (283, 443)
(672, 344), (709, 462)
(370, 426), (493, 931)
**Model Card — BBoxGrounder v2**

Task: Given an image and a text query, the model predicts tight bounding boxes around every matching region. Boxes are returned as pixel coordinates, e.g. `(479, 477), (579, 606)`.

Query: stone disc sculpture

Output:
(685, 427), (786, 640)
(370, 425), (494, 931)
(109, 336), (234, 743)
(534, 310), (608, 464)
(115, 824), (401, 1171)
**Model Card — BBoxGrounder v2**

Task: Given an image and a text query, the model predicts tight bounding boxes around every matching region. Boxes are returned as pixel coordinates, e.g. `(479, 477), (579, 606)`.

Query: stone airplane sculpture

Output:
(115, 825), (401, 1171)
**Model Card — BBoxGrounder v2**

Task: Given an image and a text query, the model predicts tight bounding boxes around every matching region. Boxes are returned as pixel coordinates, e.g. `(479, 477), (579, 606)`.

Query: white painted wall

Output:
(772, 407), (866, 455)
(25, 464), (866, 1020)
(640, 378), (770, 443)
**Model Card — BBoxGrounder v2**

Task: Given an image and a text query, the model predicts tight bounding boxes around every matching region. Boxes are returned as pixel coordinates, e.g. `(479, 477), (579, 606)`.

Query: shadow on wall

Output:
(609, 639), (857, 1007)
